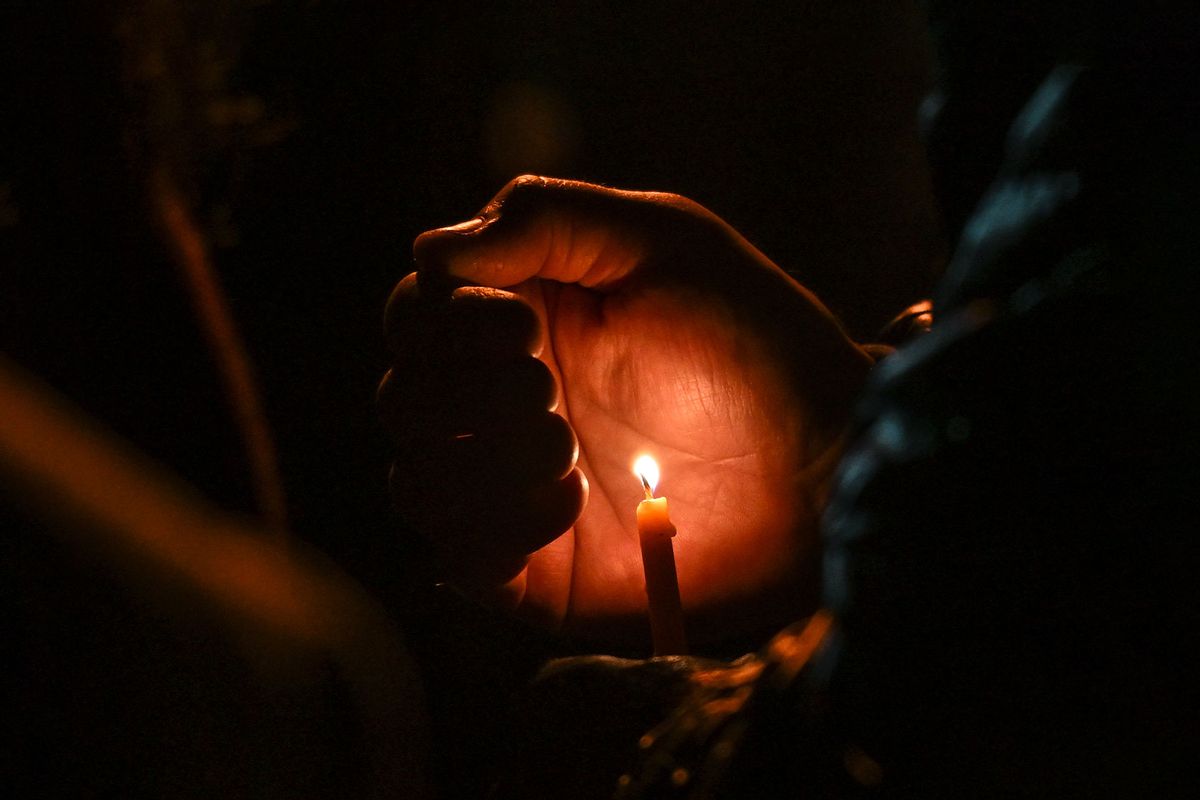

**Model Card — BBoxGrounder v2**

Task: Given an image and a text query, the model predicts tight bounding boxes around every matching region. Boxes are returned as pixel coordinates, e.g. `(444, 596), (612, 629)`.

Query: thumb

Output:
(413, 175), (715, 290)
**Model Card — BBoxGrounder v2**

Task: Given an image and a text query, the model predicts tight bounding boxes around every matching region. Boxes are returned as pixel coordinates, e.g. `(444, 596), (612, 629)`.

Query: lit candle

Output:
(633, 454), (687, 656)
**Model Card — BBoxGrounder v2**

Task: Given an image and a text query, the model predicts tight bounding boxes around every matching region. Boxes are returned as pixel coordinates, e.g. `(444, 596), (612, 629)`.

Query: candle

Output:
(633, 455), (687, 655)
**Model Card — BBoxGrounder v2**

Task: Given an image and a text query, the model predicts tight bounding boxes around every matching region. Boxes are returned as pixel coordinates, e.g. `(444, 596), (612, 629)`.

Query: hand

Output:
(380, 176), (872, 644)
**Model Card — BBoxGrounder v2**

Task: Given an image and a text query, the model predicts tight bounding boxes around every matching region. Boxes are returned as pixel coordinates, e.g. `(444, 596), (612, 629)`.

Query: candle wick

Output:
(640, 473), (654, 500)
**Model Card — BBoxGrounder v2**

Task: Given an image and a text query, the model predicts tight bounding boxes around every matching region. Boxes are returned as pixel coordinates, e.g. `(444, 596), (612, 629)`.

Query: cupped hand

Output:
(379, 176), (872, 644)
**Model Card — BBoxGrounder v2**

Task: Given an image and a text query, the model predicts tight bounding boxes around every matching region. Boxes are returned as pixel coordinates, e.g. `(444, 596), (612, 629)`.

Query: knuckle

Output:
(506, 174), (552, 196)
(487, 173), (549, 218)
(509, 173), (546, 191)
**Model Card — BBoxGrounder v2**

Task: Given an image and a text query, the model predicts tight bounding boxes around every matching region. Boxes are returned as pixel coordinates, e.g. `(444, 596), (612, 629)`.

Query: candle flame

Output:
(633, 454), (660, 496)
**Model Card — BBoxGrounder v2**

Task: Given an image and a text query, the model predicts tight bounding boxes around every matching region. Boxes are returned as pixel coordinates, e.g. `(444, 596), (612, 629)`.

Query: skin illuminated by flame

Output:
(399, 177), (873, 643)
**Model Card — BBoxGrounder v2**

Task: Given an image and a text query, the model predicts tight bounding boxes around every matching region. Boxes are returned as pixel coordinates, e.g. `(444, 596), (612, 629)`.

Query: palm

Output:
(515, 277), (824, 636)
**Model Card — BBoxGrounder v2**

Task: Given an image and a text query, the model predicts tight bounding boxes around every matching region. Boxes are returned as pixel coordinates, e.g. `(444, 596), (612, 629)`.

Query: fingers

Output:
(381, 268), (585, 582)
(384, 271), (543, 359)
(413, 175), (718, 290)
(378, 357), (557, 440)
(380, 371), (569, 481)
(388, 459), (587, 586)
(387, 422), (583, 542)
